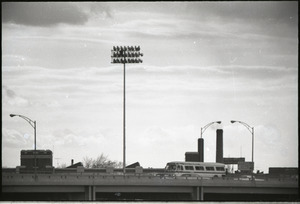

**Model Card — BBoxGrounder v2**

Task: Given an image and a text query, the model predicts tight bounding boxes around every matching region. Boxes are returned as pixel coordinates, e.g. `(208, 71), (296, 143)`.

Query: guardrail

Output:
(2, 172), (298, 184)
(2, 167), (298, 183)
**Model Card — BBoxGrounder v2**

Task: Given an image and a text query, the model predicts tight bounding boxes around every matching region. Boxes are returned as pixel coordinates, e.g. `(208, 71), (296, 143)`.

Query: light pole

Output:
(10, 114), (37, 175)
(111, 46), (143, 174)
(201, 121), (222, 138)
(231, 120), (254, 178)
(199, 121), (221, 162)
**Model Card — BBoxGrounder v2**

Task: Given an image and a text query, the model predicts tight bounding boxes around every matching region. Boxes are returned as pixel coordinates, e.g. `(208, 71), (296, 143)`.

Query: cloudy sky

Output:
(2, 2), (298, 173)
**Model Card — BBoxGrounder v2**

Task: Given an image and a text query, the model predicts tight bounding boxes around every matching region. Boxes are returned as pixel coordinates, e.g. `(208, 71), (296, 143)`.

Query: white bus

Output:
(164, 161), (226, 178)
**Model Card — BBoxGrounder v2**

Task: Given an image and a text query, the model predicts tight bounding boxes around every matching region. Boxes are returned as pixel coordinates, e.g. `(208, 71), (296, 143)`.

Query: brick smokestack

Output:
(216, 129), (223, 163)
(198, 138), (204, 162)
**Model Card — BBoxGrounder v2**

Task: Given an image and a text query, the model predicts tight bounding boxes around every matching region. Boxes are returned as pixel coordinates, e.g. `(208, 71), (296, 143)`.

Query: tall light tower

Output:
(111, 46), (143, 174)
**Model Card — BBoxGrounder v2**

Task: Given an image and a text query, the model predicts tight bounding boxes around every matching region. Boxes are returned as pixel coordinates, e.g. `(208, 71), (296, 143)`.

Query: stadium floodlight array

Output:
(111, 46), (143, 64)
(110, 45), (143, 174)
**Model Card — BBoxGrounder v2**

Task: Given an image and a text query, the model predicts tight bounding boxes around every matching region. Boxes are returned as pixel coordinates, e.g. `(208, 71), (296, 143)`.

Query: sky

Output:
(2, 1), (298, 173)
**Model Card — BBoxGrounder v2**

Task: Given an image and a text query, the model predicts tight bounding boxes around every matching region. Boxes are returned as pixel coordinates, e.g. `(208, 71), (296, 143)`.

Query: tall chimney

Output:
(216, 129), (223, 163)
(198, 138), (204, 162)
(71, 159), (74, 165)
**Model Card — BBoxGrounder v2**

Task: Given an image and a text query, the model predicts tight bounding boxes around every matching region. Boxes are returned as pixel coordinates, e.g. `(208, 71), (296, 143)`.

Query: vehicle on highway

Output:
(233, 175), (265, 181)
(162, 161), (226, 178)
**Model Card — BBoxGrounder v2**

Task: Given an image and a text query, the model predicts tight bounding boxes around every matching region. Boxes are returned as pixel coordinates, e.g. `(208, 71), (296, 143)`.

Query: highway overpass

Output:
(2, 167), (298, 201)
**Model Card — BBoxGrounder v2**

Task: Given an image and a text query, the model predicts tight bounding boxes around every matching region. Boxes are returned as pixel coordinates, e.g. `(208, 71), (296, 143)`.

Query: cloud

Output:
(104, 2), (297, 27)
(113, 2), (297, 42)
(215, 65), (297, 81)
(87, 2), (114, 19)
(129, 125), (198, 166)
(36, 127), (123, 166)
(2, 64), (296, 116)
(2, 85), (29, 107)
(2, 68), (268, 113)
(125, 65), (297, 100)
(112, 16), (235, 41)
(2, 2), (89, 26)
(215, 1), (298, 27)
(2, 2), (116, 27)
(2, 55), (29, 67)
(255, 125), (281, 147)
(175, 2), (298, 29)
(2, 128), (32, 148)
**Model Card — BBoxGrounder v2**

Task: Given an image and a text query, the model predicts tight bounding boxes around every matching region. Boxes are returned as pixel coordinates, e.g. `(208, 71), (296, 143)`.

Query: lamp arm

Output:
(202, 121), (220, 134)
(15, 114), (35, 129)
(237, 121), (253, 134)
(202, 122), (213, 134)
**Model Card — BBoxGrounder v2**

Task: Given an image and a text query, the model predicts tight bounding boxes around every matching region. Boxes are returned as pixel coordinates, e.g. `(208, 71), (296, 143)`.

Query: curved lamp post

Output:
(231, 120), (254, 179)
(201, 121), (222, 138)
(10, 114), (37, 175)
(10, 114), (36, 150)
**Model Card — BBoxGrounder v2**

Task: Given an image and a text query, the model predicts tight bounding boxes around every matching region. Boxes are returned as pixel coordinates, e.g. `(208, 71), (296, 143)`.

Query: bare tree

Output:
(83, 156), (93, 168)
(92, 154), (108, 168)
(83, 153), (122, 168)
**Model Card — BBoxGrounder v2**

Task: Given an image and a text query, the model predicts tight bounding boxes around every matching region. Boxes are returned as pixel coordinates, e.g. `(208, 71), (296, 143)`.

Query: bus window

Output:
(206, 167), (215, 171)
(177, 165), (183, 171)
(216, 167), (225, 171)
(166, 163), (176, 171)
(195, 166), (204, 171)
(184, 166), (194, 171)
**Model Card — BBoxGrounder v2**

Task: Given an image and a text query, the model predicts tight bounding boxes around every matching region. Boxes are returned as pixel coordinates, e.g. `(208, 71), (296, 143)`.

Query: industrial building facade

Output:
(20, 150), (53, 173)
(185, 129), (253, 173)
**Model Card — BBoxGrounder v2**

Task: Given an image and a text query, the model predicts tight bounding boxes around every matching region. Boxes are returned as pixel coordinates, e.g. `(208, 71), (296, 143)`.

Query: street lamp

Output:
(10, 114), (37, 175)
(198, 121), (221, 162)
(231, 120), (254, 177)
(200, 121), (222, 138)
(111, 46), (143, 174)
